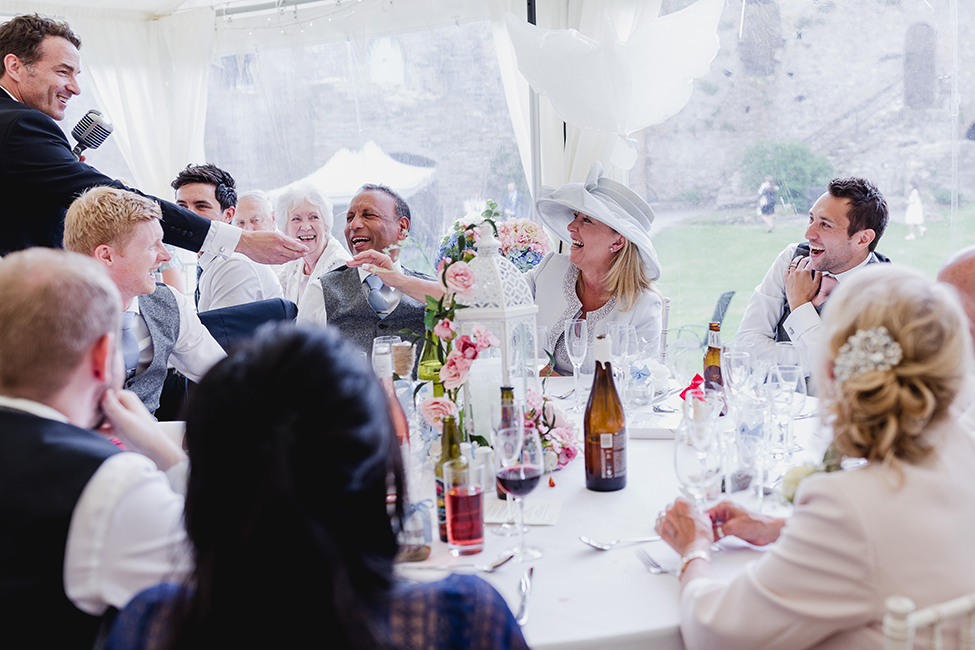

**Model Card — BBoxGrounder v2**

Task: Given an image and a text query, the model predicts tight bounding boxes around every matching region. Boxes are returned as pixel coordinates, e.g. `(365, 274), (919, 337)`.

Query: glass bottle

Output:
(584, 335), (626, 491)
(703, 321), (723, 389)
(373, 344), (410, 447)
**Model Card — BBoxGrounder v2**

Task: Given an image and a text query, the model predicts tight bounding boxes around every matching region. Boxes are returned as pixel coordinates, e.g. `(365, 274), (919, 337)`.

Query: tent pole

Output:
(527, 0), (542, 204)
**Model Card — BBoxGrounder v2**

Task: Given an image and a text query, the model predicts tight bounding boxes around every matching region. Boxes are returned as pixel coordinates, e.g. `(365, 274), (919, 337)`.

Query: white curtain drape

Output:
(67, 8), (214, 197)
(490, 0), (661, 190)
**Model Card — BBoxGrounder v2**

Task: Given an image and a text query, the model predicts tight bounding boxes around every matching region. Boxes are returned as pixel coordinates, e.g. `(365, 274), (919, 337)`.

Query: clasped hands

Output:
(784, 255), (822, 312)
(655, 498), (785, 558)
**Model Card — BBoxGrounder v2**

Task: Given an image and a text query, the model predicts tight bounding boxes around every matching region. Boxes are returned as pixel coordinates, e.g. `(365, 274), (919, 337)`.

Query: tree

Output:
(741, 140), (834, 211)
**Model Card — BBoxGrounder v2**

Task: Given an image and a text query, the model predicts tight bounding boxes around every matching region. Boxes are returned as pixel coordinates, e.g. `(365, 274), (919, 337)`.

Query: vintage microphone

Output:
(71, 109), (114, 161)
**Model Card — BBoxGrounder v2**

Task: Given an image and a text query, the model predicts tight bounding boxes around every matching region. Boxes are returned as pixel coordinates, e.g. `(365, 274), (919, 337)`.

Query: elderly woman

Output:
(275, 183), (351, 312)
(104, 325), (528, 650)
(529, 161), (662, 374)
(656, 264), (975, 649)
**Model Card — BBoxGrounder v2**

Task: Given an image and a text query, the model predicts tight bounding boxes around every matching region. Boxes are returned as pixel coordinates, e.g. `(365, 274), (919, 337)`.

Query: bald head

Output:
(938, 245), (975, 350)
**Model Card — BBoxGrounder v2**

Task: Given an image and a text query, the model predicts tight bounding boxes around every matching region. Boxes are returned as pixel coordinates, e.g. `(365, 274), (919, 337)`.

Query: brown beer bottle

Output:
(435, 415), (463, 542)
(584, 335), (626, 491)
(703, 322), (723, 389)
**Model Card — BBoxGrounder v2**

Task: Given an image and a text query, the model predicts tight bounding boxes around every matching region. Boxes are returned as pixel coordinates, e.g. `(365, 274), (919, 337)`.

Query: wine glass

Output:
(675, 396), (721, 510)
(536, 325), (551, 374)
(490, 403), (527, 538)
(764, 379), (795, 473)
(770, 364), (807, 452)
(775, 341), (802, 369)
(496, 426), (544, 562)
(606, 322), (628, 385)
(722, 349), (751, 400)
(564, 319), (588, 413)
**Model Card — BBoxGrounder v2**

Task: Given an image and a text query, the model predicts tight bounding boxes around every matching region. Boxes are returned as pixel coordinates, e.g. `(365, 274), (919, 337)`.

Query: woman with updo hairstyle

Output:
(104, 325), (528, 650)
(654, 265), (975, 650)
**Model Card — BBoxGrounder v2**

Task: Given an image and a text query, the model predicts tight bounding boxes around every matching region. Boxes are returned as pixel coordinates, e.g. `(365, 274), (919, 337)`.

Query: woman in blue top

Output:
(105, 324), (527, 650)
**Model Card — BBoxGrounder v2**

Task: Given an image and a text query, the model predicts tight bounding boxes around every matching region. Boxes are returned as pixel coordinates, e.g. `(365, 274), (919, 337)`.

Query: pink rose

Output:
(439, 351), (473, 390)
(469, 324), (500, 350)
(526, 388), (544, 415)
(559, 445), (578, 466)
(453, 335), (479, 360)
(420, 397), (458, 431)
(433, 318), (456, 340)
(542, 400), (573, 431)
(444, 261), (476, 302)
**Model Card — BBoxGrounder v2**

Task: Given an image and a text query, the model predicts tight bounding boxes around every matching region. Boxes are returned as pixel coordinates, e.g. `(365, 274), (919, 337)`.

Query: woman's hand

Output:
(707, 501), (785, 547)
(655, 497), (714, 557)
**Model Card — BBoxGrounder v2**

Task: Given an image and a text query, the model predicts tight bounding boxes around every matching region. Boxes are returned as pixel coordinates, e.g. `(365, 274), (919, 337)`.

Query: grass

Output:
(653, 205), (975, 342)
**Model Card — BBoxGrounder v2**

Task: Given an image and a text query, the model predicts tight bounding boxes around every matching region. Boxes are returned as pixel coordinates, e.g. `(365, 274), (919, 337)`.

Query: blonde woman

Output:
(528, 162), (662, 374)
(656, 264), (975, 649)
(275, 183), (351, 313)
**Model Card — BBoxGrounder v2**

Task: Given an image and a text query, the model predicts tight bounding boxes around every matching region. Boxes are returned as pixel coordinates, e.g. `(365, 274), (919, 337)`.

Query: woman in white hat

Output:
(528, 162), (663, 375)
(275, 183), (351, 314)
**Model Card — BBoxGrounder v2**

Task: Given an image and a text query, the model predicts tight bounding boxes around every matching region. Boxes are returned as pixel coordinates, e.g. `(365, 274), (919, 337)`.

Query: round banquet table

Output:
(399, 382), (831, 650)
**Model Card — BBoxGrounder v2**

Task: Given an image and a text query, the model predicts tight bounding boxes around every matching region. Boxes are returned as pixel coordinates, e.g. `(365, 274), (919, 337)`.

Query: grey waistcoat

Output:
(125, 284), (180, 415)
(319, 266), (430, 361)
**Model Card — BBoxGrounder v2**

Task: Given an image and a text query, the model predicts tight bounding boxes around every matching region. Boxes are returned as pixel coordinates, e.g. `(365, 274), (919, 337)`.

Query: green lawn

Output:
(653, 205), (975, 342)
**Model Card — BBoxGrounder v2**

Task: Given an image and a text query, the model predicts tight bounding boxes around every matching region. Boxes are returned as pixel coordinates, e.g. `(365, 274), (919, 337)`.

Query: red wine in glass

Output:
(497, 466), (542, 497)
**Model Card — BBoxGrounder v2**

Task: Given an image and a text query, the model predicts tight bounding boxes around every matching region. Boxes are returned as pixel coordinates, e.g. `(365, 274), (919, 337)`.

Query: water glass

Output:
(443, 459), (486, 556)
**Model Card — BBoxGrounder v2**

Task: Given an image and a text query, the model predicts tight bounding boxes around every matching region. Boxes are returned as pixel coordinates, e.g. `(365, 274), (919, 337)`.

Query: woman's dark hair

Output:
(167, 324), (403, 649)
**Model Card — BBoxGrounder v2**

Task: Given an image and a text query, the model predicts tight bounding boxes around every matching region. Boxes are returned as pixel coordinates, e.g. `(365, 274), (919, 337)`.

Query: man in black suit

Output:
(0, 248), (191, 647)
(0, 14), (306, 264)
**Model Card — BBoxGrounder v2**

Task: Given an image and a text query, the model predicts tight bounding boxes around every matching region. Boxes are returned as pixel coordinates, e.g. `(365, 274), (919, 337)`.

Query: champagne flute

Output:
(496, 426), (544, 562)
(770, 364), (806, 451)
(674, 407), (720, 510)
(607, 322), (627, 386)
(565, 319), (588, 413)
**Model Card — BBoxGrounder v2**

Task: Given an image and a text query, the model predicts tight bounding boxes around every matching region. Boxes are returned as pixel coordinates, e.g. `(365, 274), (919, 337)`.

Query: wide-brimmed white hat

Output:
(534, 162), (661, 281)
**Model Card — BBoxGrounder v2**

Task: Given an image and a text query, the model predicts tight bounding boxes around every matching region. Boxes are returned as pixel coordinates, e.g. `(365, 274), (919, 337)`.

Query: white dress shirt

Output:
(0, 395), (191, 616)
(298, 260), (405, 328)
(197, 251), (283, 312)
(277, 235), (352, 314)
(735, 244), (876, 376)
(126, 285), (226, 382)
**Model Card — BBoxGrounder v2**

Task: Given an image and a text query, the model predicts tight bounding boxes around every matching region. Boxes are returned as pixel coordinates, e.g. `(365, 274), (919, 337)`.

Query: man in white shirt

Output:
(64, 186), (227, 414)
(0, 247), (190, 647)
(735, 177), (889, 377)
(172, 164), (283, 311)
(0, 14), (306, 264)
(297, 183), (442, 355)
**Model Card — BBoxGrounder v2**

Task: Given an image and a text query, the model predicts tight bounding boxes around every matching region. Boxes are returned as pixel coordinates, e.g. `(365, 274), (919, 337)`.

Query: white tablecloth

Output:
(400, 384), (831, 650)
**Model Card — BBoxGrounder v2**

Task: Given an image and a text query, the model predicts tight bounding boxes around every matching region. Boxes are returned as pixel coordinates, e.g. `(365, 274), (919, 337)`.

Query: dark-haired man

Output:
(735, 177), (890, 377)
(172, 164), (282, 311)
(0, 14), (306, 265)
(298, 184), (442, 355)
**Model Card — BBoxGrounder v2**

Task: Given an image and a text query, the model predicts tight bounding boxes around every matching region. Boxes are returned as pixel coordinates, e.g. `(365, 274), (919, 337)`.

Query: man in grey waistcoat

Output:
(298, 184), (443, 357)
(735, 177), (889, 379)
(64, 187), (226, 414)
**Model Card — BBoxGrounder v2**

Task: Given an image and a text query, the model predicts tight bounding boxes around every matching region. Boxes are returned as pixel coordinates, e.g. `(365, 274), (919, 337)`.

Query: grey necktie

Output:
(364, 274), (388, 318)
(121, 311), (140, 379)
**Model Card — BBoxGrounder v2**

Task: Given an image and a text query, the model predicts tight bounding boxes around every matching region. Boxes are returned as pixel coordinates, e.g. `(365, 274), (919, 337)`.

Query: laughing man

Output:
(735, 177), (889, 378)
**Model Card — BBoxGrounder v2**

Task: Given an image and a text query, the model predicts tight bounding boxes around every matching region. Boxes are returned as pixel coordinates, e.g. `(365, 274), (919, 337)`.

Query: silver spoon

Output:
(398, 552), (515, 573)
(579, 535), (661, 551)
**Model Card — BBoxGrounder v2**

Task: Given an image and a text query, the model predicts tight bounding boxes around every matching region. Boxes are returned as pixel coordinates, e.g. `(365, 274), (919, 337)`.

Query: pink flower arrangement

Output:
(469, 324), (500, 349)
(524, 388), (581, 472)
(439, 351), (473, 390)
(496, 218), (551, 272)
(420, 397), (459, 432)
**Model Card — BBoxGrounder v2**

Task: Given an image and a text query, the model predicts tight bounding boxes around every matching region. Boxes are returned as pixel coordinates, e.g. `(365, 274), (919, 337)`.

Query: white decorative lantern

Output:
(455, 226), (538, 435)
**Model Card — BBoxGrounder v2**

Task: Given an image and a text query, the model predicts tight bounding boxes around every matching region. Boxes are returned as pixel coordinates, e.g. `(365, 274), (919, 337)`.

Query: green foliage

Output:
(740, 140), (834, 211)
(932, 187), (965, 206)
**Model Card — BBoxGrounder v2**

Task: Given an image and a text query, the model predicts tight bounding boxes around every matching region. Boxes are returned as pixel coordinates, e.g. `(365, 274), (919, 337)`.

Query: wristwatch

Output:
(679, 549), (712, 578)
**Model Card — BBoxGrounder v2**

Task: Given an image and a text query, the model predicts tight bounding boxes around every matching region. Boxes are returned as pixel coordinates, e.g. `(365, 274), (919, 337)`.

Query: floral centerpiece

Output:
(525, 388), (581, 472)
(438, 200), (549, 272)
(419, 209), (500, 451)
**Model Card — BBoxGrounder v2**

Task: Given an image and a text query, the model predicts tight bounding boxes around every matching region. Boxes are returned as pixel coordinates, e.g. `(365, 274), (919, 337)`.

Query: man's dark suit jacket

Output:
(0, 93), (211, 255)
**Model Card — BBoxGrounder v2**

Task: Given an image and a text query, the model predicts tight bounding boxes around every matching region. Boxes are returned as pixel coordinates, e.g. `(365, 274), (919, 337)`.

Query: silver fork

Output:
(635, 548), (672, 575)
